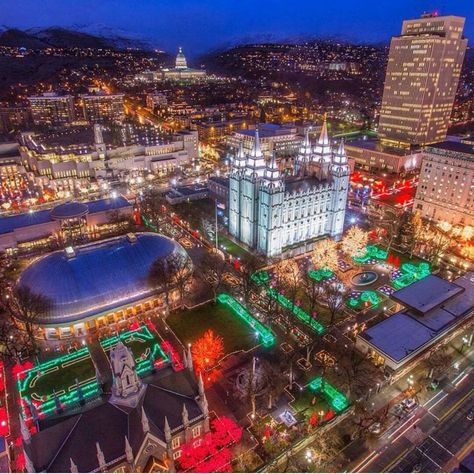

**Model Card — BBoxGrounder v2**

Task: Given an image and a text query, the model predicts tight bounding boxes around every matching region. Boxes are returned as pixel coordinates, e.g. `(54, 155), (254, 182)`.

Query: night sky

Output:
(1, 0), (473, 55)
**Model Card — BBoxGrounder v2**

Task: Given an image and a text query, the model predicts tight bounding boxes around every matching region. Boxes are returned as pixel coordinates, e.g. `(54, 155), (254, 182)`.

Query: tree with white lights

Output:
(341, 226), (368, 259)
(312, 239), (338, 272)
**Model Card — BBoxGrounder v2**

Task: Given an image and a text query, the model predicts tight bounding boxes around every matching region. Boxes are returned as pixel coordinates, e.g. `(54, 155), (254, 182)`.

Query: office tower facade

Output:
(28, 93), (75, 127)
(414, 141), (474, 226)
(80, 92), (125, 124)
(378, 14), (467, 147)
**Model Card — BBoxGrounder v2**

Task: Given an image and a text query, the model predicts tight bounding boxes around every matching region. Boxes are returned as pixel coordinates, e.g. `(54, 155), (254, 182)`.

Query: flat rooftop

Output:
(391, 274), (464, 315)
(425, 141), (474, 157)
(360, 272), (474, 364)
(346, 138), (412, 156)
(361, 312), (434, 362)
(0, 197), (131, 235)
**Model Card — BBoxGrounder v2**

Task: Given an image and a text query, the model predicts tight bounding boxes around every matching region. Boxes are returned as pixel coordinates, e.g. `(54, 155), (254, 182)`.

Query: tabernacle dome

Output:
(17, 233), (190, 327)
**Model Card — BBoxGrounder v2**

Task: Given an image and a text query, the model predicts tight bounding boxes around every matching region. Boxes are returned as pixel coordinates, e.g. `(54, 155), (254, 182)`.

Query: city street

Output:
(355, 369), (474, 472)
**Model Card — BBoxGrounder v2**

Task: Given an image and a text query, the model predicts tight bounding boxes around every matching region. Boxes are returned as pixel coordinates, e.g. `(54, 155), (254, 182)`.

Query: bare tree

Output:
(331, 345), (380, 402)
(0, 318), (32, 363)
(424, 346), (452, 379)
(238, 254), (263, 304)
(1, 286), (50, 356)
(168, 252), (193, 306)
(149, 256), (178, 315)
(200, 251), (227, 302)
(320, 280), (346, 327)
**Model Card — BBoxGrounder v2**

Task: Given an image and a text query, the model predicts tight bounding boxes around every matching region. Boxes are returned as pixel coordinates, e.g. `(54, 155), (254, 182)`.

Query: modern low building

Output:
(19, 125), (198, 185)
(227, 123), (301, 158)
(413, 141), (474, 226)
(16, 232), (191, 339)
(0, 196), (133, 251)
(345, 138), (421, 174)
(356, 272), (474, 379)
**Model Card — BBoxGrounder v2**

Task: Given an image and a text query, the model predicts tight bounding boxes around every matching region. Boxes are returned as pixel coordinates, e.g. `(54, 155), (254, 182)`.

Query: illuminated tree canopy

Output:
(192, 329), (224, 377)
(342, 226), (369, 259)
(312, 239), (338, 272)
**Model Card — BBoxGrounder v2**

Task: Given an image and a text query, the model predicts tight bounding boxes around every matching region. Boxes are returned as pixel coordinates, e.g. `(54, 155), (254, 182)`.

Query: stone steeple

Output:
(19, 413), (31, 444)
(233, 141), (247, 170)
(263, 154), (283, 188)
(125, 436), (134, 465)
(295, 127), (313, 176)
(96, 442), (106, 471)
(109, 341), (145, 408)
(141, 407), (150, 433)
(312, 114), (332, 179)
(24, 448), (35, 473)
(69, 458), (78, 473)
(245, 128), (266, 177)
(187, 344), (194, 372)
(164, 416), (172, 443)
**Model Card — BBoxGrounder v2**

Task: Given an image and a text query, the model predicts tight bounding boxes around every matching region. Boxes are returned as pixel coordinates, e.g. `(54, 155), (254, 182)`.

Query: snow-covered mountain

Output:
(0, 25), (161, 51)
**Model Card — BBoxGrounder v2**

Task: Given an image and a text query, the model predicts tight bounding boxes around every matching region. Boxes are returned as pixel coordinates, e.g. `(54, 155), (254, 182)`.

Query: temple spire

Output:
(19, 413), (31, 444)
(245, 126), (266, 177)
(164, 416), (172, 442)
(198, 372), (205, 397)
(141, 407), (150, 433)
(70, 458), (78, 473)
(24, 449), (35, 473)
(182, 348), (188, 369)
(125, 436), (134, 465)
(319, 113), (329, 146)
(333, 138), (348, 165)
(182, 403), (189, 427)
(187, 344), (193, 372)
(96, 442), (106, 470)
(264, 153), (283, 187)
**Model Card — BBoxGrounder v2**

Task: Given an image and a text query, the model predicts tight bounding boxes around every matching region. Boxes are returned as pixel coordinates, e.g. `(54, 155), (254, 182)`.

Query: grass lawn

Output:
(290, 390), (331, 421)
(18, 348), (98, 417)
(100, 324), (168, 375)
(167, 302), (258, 354)
(218, 234), (251, 260)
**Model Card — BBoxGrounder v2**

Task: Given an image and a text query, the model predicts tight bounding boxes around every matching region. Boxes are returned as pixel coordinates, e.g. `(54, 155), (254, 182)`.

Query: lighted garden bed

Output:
(100, 323), (169, 376)
(17, 347), (99, 421)
(346, 290), (382, 311)
(307, 376), (350, 413)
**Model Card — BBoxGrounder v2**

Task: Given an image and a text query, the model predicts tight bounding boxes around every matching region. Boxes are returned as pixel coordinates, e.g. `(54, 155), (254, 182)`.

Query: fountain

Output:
(351, 271), (379, 287)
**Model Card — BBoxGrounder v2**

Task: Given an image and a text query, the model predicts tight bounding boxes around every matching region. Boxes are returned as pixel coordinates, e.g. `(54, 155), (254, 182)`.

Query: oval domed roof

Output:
(17, 233), (190, 325)
(50, 202), (89, 220)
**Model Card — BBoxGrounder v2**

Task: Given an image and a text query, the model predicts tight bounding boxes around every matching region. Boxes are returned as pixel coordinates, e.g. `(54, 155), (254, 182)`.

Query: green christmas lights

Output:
(308, 376), (350, 413)
(392, 262), (431, 289)
(18, 347), (99, 420)
(353, 245), (388, 264)
(100, 325), (169, 375)
(308, 268), (334, 282)
(217, 293), (275, 347)
(267, 288), (325, 335)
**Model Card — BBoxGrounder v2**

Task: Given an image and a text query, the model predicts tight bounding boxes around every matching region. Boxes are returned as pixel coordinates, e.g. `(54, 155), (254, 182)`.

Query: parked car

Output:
(402, 398), (418, 412)
(467, 410), (474, 421)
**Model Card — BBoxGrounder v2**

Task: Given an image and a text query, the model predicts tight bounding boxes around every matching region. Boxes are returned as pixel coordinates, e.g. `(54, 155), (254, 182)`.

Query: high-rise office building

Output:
(28, 93), (75, 127)
(378, 14), (467, 147)
(80, 92), (125, 124)
(414, 141), (474, 226)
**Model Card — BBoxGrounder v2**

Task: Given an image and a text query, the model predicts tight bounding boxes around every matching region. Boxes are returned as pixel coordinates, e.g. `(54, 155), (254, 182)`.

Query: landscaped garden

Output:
(100, 323), (169, 376)
(17, 347), (99, 421)
(167, 301), (262, 354)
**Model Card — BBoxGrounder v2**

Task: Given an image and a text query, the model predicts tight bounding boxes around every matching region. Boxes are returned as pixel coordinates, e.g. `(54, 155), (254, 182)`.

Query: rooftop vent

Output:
(127, 233), (137, 243)
(65, 246), (76, 258)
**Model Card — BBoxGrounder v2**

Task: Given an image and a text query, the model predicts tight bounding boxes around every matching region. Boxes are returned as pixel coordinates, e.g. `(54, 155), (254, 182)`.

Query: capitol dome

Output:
(17, 233), (190, 325)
